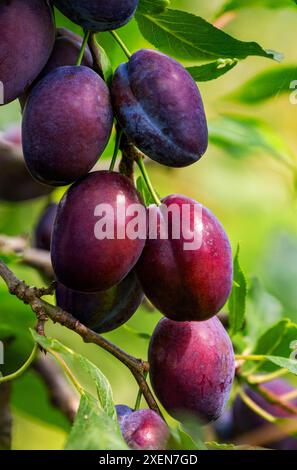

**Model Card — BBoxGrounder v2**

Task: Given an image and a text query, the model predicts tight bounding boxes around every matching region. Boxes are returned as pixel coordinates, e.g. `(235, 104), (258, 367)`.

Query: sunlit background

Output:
(1, 0), (297, 449)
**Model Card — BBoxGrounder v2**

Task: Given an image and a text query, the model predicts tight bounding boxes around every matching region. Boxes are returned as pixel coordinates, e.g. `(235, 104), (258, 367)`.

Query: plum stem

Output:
(0, 343), (38, 384)
(0, 259), (162, 417)
(137, 158), (161, 206)
(110, 31), (132, 59)
(109, 128), (123, 172)
(247, 368), (288, 385)
(134, 370), (148, 410)
(237, 387), (276, 424)
(76, 30), (91, 66)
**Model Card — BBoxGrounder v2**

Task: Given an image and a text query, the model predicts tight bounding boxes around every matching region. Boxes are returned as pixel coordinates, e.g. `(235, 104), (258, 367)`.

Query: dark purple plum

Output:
(0, 0), (55, 104)
(112, 49), (208, 168)
(233, 380), (297, 450)
(116, 405), (133, 425)
(56, 271), (144, 333)
(0, 125), (52, 202)
(34, 203), (58, 251)
(52, 0), (138, 31)
(136, 195), (233, 322)
(22, 66), (113, 186)
(120, 409), (169, 450)
(149, 317), (235, 424)
(51, 171), (146, 292)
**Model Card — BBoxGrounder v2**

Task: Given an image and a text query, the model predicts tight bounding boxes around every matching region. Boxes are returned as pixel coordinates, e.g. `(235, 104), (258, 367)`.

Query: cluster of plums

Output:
(2, 1), (236, 450)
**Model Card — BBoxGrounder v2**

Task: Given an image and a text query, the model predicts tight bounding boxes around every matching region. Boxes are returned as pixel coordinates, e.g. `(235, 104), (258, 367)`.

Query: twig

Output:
(33, 354), (79, 423)
(0, 259), (161, 416)
(0, 383), (12, 450)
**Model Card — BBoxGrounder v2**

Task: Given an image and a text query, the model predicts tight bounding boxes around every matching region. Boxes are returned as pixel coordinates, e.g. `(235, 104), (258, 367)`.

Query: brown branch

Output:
(0, 259), (161, 416)
(33, 354), (79, 422)
(0, 383), (12, 450)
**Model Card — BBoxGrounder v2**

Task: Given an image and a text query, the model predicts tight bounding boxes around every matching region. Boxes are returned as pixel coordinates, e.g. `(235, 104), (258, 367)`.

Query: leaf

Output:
(209, 114), (296, 173)
(122, 324), (151, 340)
(169, 426), (205, 450)
(265, 356), (297, 375)
(65, 393), (127, 450)
(243, 318), (297, 374)
(228, 245), (247, 336)
(135, 8), (282, 62)
(31, 332), (116, 420)
(217, 0), (296, 16)
(136, 175), (155, 206)
(138, 0), (170, 15)
(96, 43), (113, 86)
(229, 65), (297, 103)
(187, 58), (238, 82)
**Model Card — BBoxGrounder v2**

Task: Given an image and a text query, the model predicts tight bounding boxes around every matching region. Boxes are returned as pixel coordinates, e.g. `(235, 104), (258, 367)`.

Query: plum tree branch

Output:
(0, 258), (161, 416)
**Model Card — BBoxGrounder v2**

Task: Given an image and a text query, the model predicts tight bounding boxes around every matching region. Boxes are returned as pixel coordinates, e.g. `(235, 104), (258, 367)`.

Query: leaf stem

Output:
(110, 31), (132, 59)
(134, 370), (148, 410)
(137, 158), (161, 206)
(247, 368), (288, 384)
(76, 30), (91, 66)
(235, 354), (266, 362)
(237, 387), (276, 423)
(0, 343), (38, 384)
(109, 129), (123, 172)
(49, 349), (84, 395)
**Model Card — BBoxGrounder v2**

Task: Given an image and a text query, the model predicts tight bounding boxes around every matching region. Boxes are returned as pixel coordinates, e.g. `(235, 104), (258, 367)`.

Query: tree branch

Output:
(0, 259), (161, 416)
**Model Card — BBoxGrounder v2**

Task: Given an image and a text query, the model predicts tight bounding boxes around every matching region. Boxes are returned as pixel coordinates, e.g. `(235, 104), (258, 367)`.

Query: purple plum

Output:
(120, 409), (169, 450)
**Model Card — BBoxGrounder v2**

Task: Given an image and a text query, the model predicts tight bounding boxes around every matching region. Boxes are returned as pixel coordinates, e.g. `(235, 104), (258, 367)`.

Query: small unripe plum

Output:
(233, 380), (297, 450)
(34, 203), (58, 251)
(112, 49), (208, 167)
(0, 0), (55, 104)
(0, 125), (52, 202)
(116, 405), (133, 425)
(56, 271), (144, 333)
(136, 195), (233, 322)
(149, 317), (235, 424)
(120, 409), (169, 450)
(52, 0), (139, 31)
(51, 171), (146, 292)
(22, 66), (113, 186)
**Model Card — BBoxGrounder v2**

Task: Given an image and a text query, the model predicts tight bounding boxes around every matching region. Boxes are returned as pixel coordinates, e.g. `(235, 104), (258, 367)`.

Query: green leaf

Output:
(243, 318), (297, 374)
(169, 426), (205, 450)
(217, 0), (296, 16)
(209, 114), (296, 173)
(187, 58), (238, 82)
(65, 393), (127, 450)
(228, 245), (247, 336)
(122, 324), (151, 340)
(138, 0), (170, 15)
(229, 65), (297, 103)
(135, 9), (282, 62)
(265, 356), (297, 375)
(31, 332), (116, 420)
(96, 43), (113, 86)
(137, 175), (155, 206)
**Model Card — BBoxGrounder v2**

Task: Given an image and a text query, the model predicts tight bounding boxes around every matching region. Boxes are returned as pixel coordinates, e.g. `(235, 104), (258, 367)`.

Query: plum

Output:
(51, 171), (146, 292)
(120, 409), (169, 450)
(0, 0), (55, 104)
(34, 203), (58, 251)
(22, 66), (113, 186)
(52, 0), (138, 31)
(115, 405), (133, 425)
(0, 125), (52, 202)
(112, 49), (208, 167)
(56, 271), (144, 333)
(136, 195), (233, 322)
(149, 317), (235, 424)
(233, 380), (297, 450)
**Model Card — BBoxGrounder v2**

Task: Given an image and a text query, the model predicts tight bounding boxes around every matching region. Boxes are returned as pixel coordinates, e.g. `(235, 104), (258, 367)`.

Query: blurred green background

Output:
(1, 0), (297, 449)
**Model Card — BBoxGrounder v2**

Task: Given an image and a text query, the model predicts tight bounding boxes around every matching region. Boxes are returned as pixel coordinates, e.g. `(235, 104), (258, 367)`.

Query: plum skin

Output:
(34, 203), (58, 251)
(120, 409), (169, 450)
(22, 66), (113, 186)
(51, 171), (146, 293)
(149, 317), (235, 424)
(233, 380), (297, 450)
(136, 195), (233, 322)
(112, 49), (208, 168)
(56, 271), (144, 333)
(115, 405), (133, 426)
(52, 0), (139, 32)
(0, 0), (55, 104)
